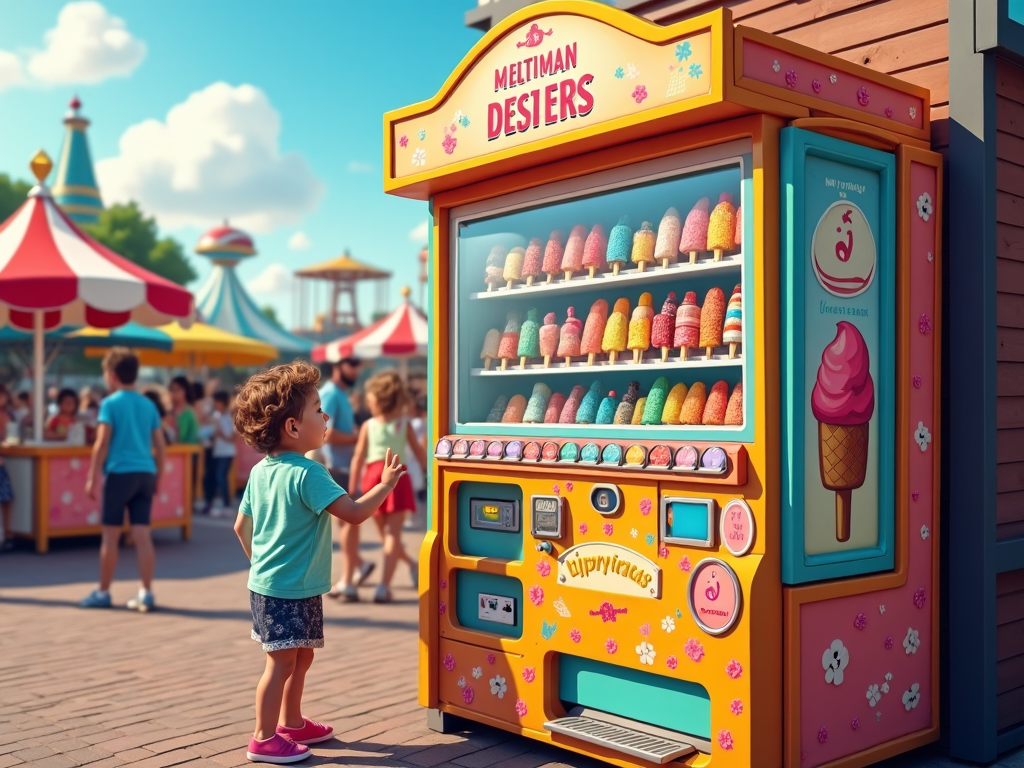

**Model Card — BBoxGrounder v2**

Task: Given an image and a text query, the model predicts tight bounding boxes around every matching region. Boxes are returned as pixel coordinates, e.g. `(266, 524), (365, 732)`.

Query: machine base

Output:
(426, 708), (468, 734)
(544, 708), (699, 764)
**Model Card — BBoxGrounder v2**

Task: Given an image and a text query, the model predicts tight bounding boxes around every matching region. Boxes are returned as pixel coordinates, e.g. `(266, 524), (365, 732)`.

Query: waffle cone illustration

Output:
(811, 322), (874, 543)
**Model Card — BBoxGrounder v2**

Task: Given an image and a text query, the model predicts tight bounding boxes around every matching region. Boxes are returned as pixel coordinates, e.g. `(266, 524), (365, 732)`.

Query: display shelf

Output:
(473, 352), (742, 377)
(468, 253), (742, 300)
(458, 421), (744, 431)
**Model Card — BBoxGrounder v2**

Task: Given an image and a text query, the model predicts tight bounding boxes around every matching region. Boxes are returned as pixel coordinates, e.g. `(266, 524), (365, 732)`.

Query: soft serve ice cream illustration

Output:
(811, 321), (874, 542)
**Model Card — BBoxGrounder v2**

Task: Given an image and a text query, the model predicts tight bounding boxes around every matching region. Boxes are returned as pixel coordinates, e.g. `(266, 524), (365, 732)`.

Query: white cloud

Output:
(27, 2), (146, 84)
(0, 51), (25, 92)
(96, 82), (325, 232)
(347, 160), (374, 173)
(409, 220), (428, 243)
(246, 263), (295, 295)
(287, 231), (312, 251)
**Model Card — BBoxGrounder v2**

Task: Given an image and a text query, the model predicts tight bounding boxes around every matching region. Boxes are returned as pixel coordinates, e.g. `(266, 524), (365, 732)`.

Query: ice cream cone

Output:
(817, 422), (870, 542)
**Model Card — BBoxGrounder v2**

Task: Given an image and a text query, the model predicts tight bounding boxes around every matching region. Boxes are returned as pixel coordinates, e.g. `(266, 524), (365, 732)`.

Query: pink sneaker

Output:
(246, 734), (310, 763)
(276, 718), (335, 745)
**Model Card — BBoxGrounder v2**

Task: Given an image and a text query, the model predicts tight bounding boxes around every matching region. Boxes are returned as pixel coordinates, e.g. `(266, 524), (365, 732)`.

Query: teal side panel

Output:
(558, 654), (710, 739)
(454, 570), (522, 639)
(456, 481), (523, 561)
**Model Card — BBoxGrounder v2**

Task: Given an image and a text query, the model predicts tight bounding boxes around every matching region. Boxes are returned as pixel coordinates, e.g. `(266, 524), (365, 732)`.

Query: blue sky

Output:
(0, 0), (483, 328)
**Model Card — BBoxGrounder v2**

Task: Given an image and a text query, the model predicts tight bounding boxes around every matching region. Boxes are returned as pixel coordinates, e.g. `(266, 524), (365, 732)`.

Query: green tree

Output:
(261, 305), (282, 328)
(85, 203), (197, 286)
(0, 174), (32, 222)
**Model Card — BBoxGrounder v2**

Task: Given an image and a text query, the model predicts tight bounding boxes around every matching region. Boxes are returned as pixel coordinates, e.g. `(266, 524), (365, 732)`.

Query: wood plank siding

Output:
(997, 568), (1024, 731)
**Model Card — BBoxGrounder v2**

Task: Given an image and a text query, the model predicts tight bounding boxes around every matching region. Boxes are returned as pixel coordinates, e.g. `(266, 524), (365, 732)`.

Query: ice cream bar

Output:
(662, 383), (689, 425)
(501, 394), (528, 423)
(544, 392), (566, 423)
(725, 382), (743, 426)
(497, 311), (521, 371)
(702, 380), (729, 425)
(602, 297), (630, 364)
(679, 197), (710, 264)
(628, 292), (654, 364)
(641, 376), (671, 425)
(480, 328), (501, 371)
(518, 308), (540, 368)
(539, 311), (559, 368)
(655, 207), (682, 268)
(581, 298), (609, 366)
(679, 382), (707, 425)
(582, 224), (608, 278)
(558, 306), (583, 367)
(631, 221), (656, 273)
(523, 238), (543, 286)
(652, 291), (679, 362)
(700, 287), (725, 359)
(614, 381), (640, 424)
(484, 245), (507, 292)
(576, 381), (603, 424)
(734, 206), (742, 249)
(542, 230), (565, 284)
(673, 291), (701, 360)
(487, 394), (509, 423)
(562, 224), (587, 281)
(723, 284), (742, 358)
(523, 382), (552, 423)
(607, 215), (632, 276)
(631, 396), (647, 425)
(503, 247), (525, 289)
(708, 192), (736, 262)
(596, 390), (618, 424)
(559, 385), (586, 424)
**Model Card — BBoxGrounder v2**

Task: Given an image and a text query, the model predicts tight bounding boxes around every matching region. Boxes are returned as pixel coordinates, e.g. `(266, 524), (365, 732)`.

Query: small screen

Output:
(535, 510), (557, 530)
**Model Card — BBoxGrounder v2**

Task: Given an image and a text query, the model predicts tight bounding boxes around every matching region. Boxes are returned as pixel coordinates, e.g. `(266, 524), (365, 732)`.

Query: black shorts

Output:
(250, 592), (324, 652)
(102, 472), (156, 526)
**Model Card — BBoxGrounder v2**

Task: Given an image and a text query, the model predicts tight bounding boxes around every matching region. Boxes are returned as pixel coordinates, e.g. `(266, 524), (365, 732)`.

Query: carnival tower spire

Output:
(53, 96), (104, 224)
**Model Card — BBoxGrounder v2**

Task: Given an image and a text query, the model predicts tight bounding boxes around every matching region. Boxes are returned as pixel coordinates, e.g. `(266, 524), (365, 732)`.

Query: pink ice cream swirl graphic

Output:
(811, 321), (874, 543)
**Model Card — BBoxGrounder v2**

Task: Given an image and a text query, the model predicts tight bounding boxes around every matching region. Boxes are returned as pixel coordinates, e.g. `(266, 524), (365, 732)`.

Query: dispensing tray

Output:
(544, 707), (704, 764)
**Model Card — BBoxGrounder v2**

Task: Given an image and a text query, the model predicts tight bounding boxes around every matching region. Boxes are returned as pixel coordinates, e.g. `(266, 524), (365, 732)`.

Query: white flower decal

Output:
(822, 639), (849, 686)
(903, 627), (920, 655)
(772, 60), (781, 73)
(916, 193), (933, 221)
(453, 109), (463, 125)
(489, 675), (507, 698)
(885, 672), (893, 681)
(661, 616), (676, 633)
(457, 676), (466, 688)
(927, 251), (934, 263)
(879, 604), (886, 615)
(909, 106), (917, 120)
(867, 684), (881, 707)
(630, 527), (638, 539)
(921, 524), (930, 540)
(636, 641), (656, 665)
(902, 683), (921, 711)
(412, 148), (427, 167)
(881, 681), (890, 694)
(829, 73), (837, 84)
(914, 422), (932, 452)
(472, 666), (482, 679)
(626, 63), (639, 79)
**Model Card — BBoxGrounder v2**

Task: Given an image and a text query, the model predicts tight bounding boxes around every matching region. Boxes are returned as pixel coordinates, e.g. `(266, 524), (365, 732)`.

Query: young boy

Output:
(81, 347), (166, 612)
(208, 390), (237, 516)
(232, 362), (404, 763)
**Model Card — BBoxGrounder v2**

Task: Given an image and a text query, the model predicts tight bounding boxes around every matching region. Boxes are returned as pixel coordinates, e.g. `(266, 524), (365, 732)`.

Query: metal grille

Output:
(544, 716), (695, 763)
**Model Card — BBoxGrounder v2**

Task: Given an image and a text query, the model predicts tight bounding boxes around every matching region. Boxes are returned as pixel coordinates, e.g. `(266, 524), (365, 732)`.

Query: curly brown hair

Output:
(364, 369), (408, 417)
(233, 361), (320, 453)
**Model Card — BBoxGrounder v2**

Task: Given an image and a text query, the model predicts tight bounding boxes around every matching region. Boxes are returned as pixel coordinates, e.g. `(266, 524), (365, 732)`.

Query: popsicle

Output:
(503, 246), (525, 290)
(631, 221), (656, 273)
(583, 224), (608, 278)
(641, 376), (671, 425)
(480, 328), (501, 371)
(628, 292), (654, 365)
(708, 192), (736, 262)
(607, 215), (632, 276)
(544, 392), (567, 423)
(487, 394), (509, 423)
(557, 306), (583, 367)
(614, 381), (640, 424)
(523, 237), (543, 286)
(497, 311), (521, 371)
(662, 383), (689, 425)
(699, 287), (725, 359)
(596, 390), (618, 425)
(602, 297), (630, 364)
(673, 291), (701, 361)
(562, 224), (587, 281)
(679, 382), (707, 425)
(724, 382), (743, 426)
(702, 381), (730, 425)
(581, 298), (609, 366)
(576, 381), (603, 424)
(523, 382), (552, 423)
(723, 284), (742, 359)
(679, 197), (710, 264)
(542, 230), (565, 284)
(484, 245), (507, 292)
(539, 311), (559, 368)
(559, 385), (586, 424)
(655, 207), (682, 269)
(501, 394), (528, 423)
(651, 291), (679, 363)
(734, 206), (742, 250)
(631, 396), (647, 425)
(518, 308), (540, 369)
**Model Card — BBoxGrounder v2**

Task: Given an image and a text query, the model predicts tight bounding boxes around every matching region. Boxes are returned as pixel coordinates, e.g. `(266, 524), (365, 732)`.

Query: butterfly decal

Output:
(553, 598), (571, 618)
(541, 620), (558, 640)
(676, 608), (683, 618)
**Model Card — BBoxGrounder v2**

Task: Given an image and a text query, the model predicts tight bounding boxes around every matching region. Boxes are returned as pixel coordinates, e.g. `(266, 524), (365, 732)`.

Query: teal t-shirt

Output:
(240, 452), (346, 599)
(98, 390), (160, 475)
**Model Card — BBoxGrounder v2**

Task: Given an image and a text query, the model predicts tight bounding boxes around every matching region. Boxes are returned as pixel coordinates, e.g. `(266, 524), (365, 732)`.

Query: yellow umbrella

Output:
(80, 321), (279, 368)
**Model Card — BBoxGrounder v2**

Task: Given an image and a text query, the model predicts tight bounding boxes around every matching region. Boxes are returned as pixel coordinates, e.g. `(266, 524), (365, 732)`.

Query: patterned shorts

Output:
(249, 592), (325, 652)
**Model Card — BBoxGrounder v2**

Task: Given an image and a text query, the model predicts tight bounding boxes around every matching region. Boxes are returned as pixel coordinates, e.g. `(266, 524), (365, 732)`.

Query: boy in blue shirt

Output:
(80, 347), (166, 611)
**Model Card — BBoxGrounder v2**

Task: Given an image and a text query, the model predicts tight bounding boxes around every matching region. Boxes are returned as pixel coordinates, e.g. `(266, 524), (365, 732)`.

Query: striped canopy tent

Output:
(81, 321), (278, 370)
(0, 152), (194, 440)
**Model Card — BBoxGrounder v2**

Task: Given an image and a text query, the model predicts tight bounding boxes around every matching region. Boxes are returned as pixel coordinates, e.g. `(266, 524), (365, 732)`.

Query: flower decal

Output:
(658, 545), (669, 559)
(817, 727), (829, 744)
(785, 70), (798, 89)
(442, 131), (457, 156)
(439, 601), (446, 615)
(886, 672), (893, 681)
(851, 717), (860, 730)
(570, 628), (581, 643)
(885, 107), (894, 118)
(418, 129), (426, 141)
(917, 192), (933, 221)
(412, 148), (426, 167)
(927, 251), (934, 262)
(630, 527), (639, 539)
(606, 638), (618, 654)
(684, 638), (705, 662)
(614, 67), (624, 79)
(885, 636), (894, 650)
(522, 667), (536, 683)
(830, 73), (838, 84)
(919, 314), (932, 335)
(639, 498), (652, 515)
(731, 699), (743, 715)
(637, 641), (657, 665)
(903, 683), (921, 710)
(772, 60), (781, 73)
(645, 533), (655, 546)
(867, 684), (881, 707)
(854, 613), (867, 630)
(399, 135), (409, 148)
(910, 106), (917, 119)
(726, 660), (743, 679)
(675, 42), (692, 61)
(462, 686), (474, 704)
(603, 523), (614, 536)
(822, 639), (849, 685)
(472, 667), (482, 679)
(921, 524), (930, 540)
(457, 676), (466, 688)
(718, 730), (734, 750)
(631, 85), (648, 104)
(579, 523), (587, 534)
(564, 481), (573, 492)
(440, 579), (447, 589)
(857, 86), (870, 106)
(487, 653), (496, 664)
(879, 604), (886, 615)
(515, 699), (528, 717)
(689, 63), (703, 79)
(914, 422), (932, 452)
(552, 484), (560, 495)
(489, 675), (507, 698)
(528, 585), (544, 607)
(458, 114), (470, 129)
(626, 63), (639, 79)
(639, 623), (650, 637)
(679, 556), (691, 572)
(666, 655), (678, 669)
(881, 681), (890, 694)
(913, 375), (923, 389)
(536, 561), (551, 577)
(912, 490), (920, 501)
(812, 79), (822, 93)
(443, 654), (456, 672)
(904, 627), (921, 654)
(662, 616), (676, 633)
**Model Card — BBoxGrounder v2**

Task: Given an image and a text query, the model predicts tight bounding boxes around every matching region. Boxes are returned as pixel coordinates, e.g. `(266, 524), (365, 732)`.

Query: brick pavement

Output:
(1, 517), (1021, 768)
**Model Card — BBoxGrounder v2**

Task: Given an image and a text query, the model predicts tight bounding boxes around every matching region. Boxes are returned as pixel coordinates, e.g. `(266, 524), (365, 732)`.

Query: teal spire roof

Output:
(53, 96), (103, 225)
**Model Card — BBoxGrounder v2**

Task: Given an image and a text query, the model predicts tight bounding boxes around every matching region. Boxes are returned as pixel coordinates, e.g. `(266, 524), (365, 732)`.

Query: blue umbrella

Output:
(0, 323), (174, 351)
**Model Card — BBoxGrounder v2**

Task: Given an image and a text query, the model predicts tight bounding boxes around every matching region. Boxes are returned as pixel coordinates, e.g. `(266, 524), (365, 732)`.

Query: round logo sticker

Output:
(811, 200), (876, 298)
(720, 499), (755, 557)
(688, 558), (741, 635)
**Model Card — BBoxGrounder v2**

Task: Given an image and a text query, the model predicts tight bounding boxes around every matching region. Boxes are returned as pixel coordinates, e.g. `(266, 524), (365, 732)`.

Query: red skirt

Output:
(362, 459), (416, 514)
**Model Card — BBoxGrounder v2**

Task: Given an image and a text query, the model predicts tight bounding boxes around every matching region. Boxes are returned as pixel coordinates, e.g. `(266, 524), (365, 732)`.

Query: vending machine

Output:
(383, 4), (942, 767)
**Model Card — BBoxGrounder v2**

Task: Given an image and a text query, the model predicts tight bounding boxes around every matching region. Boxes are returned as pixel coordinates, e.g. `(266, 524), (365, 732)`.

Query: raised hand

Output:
(380, 447), (406, 488)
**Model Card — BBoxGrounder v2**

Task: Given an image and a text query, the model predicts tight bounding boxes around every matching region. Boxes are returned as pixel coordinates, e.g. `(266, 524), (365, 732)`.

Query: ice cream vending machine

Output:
(383, 4), (942, 767)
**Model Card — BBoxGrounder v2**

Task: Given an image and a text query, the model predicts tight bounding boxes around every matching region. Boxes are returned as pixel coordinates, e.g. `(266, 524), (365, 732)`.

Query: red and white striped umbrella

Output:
(312, 298), (427, 363)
